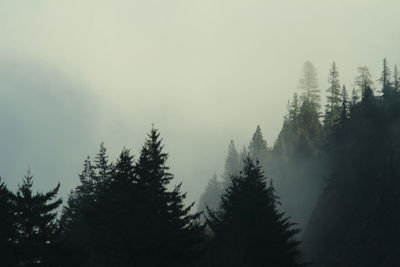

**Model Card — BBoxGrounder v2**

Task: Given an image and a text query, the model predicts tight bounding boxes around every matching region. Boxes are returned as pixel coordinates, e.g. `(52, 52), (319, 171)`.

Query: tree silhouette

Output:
(207, 157), (305, 267)
(14, 172), (62, 266)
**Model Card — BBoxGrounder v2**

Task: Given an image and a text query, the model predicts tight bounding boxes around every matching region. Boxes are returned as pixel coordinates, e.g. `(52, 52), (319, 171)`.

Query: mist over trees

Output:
(1, 58), (400, 266)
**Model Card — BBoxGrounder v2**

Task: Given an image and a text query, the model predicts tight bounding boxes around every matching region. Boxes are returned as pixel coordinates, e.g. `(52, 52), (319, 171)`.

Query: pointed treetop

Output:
(249, 125), (268, 162)
(299, 61), (320, 110)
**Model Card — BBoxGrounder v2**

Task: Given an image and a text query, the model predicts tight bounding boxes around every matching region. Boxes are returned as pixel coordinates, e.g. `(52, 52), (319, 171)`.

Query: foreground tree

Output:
(207, 157), (305, 267)
(0, 178), (16, 266)
(14, 172), (62, 266)
(133, 127), (204, 266)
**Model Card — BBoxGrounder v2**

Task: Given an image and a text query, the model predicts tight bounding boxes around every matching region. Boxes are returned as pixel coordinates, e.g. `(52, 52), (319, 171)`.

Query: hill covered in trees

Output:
(1, 58), (400, 266)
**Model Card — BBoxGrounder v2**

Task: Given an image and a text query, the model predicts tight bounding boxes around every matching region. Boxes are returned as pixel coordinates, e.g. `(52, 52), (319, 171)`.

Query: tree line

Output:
(0, 128), (304, 266)
(198, 58), (400, 266)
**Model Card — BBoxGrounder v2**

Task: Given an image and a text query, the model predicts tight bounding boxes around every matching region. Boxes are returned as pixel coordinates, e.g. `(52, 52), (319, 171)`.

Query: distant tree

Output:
(222, 140), (240, 187)
(207, 157), (305, 267)
(248, 125), (269, 163)
(378, 58), (393, 98)
(355, 66), (374, 100)
(239, 146), (248, 170)
(340, 85), (349, 122)
(198, 173), (222, 214)
(288, 93), (300, 128)
(324, 62), (341, 131)
(350, 87), (360, 111)
(299, 61), (320, 111)
(393, 65), (399, 92)
(14, 172), (62, 266)
(0, 178), (17, 266)
(298, 99), (323, 154)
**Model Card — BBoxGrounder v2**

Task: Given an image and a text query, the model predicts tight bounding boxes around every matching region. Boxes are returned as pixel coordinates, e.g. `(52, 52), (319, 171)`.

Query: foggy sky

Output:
(1, 0), (400, 202)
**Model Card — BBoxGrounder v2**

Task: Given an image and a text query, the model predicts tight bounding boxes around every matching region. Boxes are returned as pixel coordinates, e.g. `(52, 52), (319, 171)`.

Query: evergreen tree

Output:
(207, 157), (305, 267)
(94, 142), (113, 184)
(288, 93), (300, 128)
(59, 156), (98, 267)
(393, 65), (399, 92)
(84, 148), (138, 266)
(350, 87), (360, 111)
(355, 66), (374, 100)
(379, 58), (393, 98)
(198, 173), (222, 214)
(248, 125), (269, 163)
(299, 61), (320, 111)
(0, 178), (17, 266)
(132, 127), (204, 266)
(14, 172), (62, 266)
(223, 140), (240, 187)
(340, 85), (349, 122)
(324, 62), (341, 131)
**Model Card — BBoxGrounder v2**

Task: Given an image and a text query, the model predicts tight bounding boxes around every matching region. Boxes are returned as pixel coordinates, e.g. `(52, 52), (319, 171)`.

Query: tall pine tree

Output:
(299, 61), (320, 111)
(324, 62), (341, 131)
(206, 157), (305, 267)
(14, 172), (62, 266)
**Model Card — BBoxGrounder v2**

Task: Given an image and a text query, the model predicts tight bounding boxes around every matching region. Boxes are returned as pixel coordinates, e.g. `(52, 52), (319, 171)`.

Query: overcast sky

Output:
(1, 0), (400, 202)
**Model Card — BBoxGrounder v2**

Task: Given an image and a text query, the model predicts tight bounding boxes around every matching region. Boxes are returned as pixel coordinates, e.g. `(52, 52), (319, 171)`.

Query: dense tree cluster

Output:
(198, 58), (400, 266)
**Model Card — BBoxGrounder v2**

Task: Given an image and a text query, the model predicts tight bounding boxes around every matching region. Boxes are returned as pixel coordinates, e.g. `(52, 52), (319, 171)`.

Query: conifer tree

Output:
(324, 62), (341, 130)
(133, 127), (204, 266)
(248, 125), (269, 163)
(340, 85), (349, 122)
(393, 65), (399, 92)
(94, 142), (113, 184)
(14, 172), (62, 266)
(85, 148), (138, 266)
(288, 93), (300, 128)
(207, 157), (305, 267)
(350, 87), (360, 111)
(355, 66), (374, 100)
(299, 61), (320, 111)
(223, 140), (240, 187)
(379, 58), (393, 98)
(59, 156), (98, 267)
(198, 173), (222, 214)
(0, 178), (17, 266)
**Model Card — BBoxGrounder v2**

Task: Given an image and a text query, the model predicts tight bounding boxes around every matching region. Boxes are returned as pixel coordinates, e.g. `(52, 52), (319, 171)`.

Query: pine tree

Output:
(85, 148), (138, 266)
(350, 87), (360, 111)
(0, 178), (17, 266)
(299, 61), (320, 111)
(379, 58), (393, 98)
(355, 66), (374, 100)
(94, 142), (113, 184)
(14, 172), (62, 266)
(223, 140), (240, 187)
(198, 173), (222, 214)
(206, 157), (306, 267)
(393, 65), (399, 92)
(340, 85), (349, 122)
(248, 125), (269, 163)
(324, 62), (341, 131)
(133, 127), (204, 266)
(288, 93), (300, 128)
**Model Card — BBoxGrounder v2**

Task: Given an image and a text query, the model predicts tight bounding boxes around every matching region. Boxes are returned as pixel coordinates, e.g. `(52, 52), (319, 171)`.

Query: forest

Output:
(1, 58), (400, 267)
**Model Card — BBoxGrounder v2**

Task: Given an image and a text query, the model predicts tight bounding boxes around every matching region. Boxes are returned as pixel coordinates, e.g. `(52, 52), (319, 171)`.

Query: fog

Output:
(1, 0), (400, 202)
